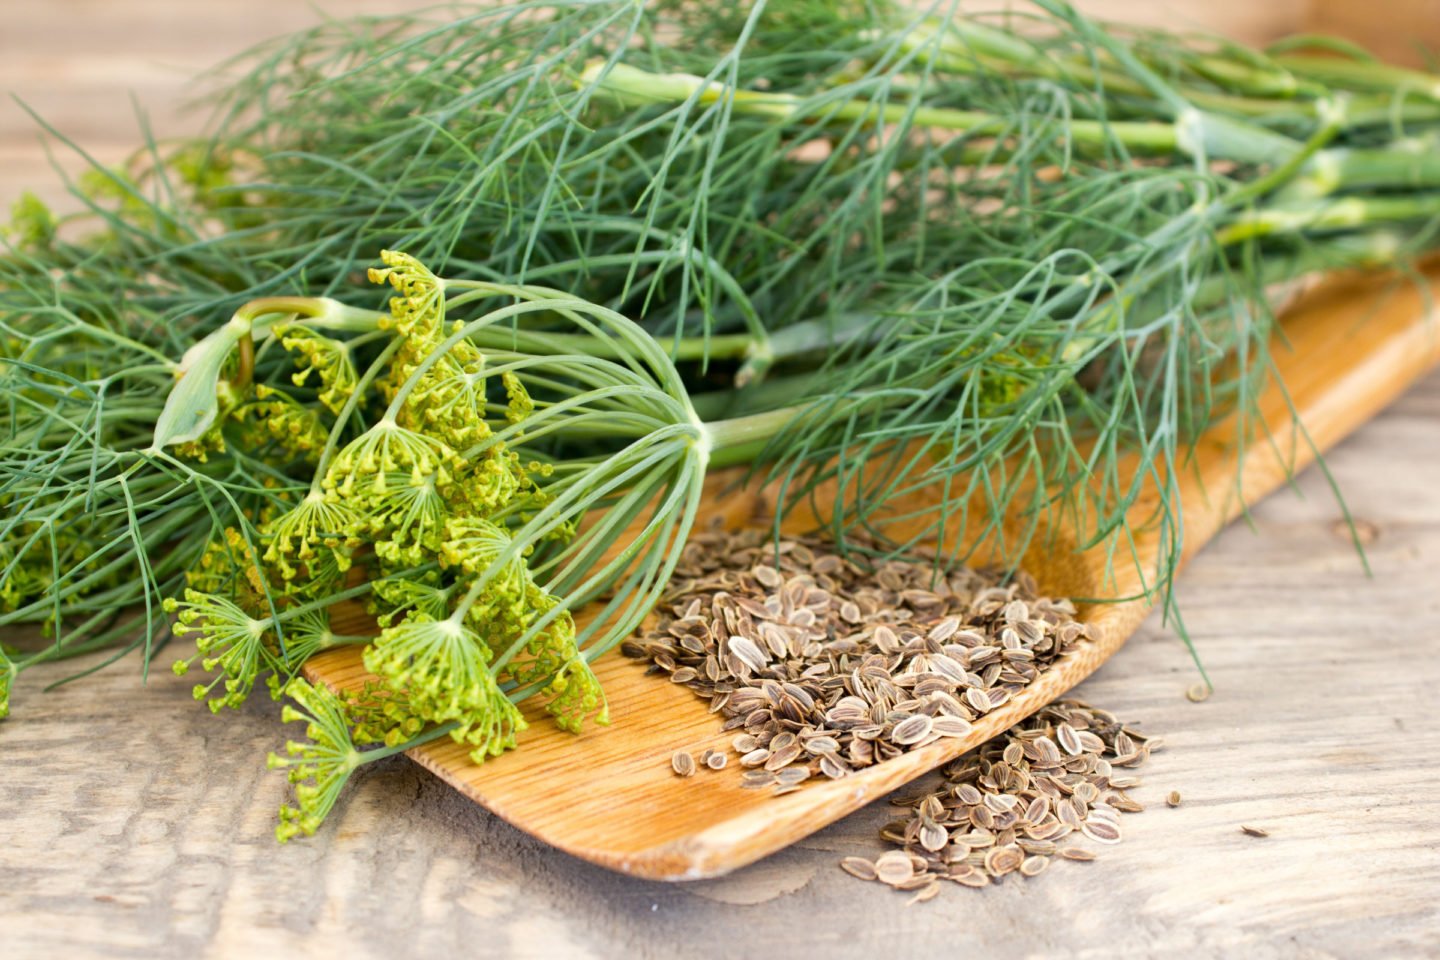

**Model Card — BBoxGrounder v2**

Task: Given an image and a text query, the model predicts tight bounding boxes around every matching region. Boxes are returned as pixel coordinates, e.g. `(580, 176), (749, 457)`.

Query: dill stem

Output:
(358, 720), (460, 763)
(702, 406), (806, 468)
(585, 61), (1182, 155)
(311, 337), (404, 484)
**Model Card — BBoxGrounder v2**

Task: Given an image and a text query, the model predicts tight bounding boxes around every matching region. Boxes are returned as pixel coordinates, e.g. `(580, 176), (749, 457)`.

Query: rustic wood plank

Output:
(5, 2), (1440, 957)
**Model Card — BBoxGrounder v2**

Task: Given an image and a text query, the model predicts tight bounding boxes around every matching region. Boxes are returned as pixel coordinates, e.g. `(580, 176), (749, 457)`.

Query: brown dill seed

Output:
(1186, 682), (1212, 703)
(839, 857), (878, 881)
(1241, 825), (1270, 838)
(671, 752), (696, 777)
(1167, 791), (1182, 807)
(706, 751), (728, 771)
(874, 850), (916, 887)
(839, 699), (1156, 898)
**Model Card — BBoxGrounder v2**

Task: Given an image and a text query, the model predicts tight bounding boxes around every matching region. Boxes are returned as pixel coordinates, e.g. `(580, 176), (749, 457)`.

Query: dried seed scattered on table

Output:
(1167, 790), (1182, 807)
(671, 752), (696, 777)
(839, 699), (1158, 898)
(1241, 825), (1270, 838)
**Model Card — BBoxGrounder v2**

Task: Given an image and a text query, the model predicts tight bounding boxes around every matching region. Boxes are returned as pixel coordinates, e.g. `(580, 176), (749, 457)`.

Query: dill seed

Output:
(671, 752), (696, 777)
(1241, 825), (1270, 838)
(1167, 791), (1182, 807)
(1186, 682), (1211, 703)
(840, 857), (878, 881)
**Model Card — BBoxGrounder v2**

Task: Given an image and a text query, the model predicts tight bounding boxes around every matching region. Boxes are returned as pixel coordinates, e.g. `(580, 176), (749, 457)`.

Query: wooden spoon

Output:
(308, 266), (1440, 880)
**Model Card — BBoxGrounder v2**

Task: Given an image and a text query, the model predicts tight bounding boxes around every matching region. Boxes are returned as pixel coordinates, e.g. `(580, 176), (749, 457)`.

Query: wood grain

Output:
(6, 2), (1440, 958)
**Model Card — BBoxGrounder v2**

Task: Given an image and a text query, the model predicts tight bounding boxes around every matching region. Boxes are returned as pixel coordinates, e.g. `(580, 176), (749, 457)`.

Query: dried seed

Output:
(984, 846), (1023, 877)
(1166, 790), (1181, 808)
(1241, 825), (1270, 838)
(753, 564), (782, 589)
(907, 881), (942, 905)
(671, 752), (696, 777)
(1186, 682), (1211, 703)
(932, 716), (973, 738)
(891, 714), (934, 746)
(874, 850), (915, 887)
(839, 857), (877, 881)
(1059, 847), (1096, 862)
(918, 822), (949, 853)
(706, 752), (728, 771)
(729, 635), (768, 672)
(1081, 818), (1122, 844)
(740, 748), (771, 768)
(1019, 856), (1049, 878)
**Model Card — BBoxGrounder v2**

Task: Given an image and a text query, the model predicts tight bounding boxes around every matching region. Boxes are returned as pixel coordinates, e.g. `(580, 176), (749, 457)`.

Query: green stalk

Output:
(1217, 194), (1440, 245)
(582, 61), (1184, 155)
(1271, 53), (1440, 101)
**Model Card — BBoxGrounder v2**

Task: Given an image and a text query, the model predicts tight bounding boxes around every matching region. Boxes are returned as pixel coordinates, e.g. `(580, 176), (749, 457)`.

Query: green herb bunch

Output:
(6, 0), (1440, 839)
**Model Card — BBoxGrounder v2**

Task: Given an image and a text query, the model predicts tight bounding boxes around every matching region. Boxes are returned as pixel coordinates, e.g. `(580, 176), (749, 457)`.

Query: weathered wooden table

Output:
(3, 3), (1438, 957)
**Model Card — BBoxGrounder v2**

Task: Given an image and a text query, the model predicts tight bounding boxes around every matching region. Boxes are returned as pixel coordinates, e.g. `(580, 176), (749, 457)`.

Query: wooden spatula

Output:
(307, 266), (1440, 880)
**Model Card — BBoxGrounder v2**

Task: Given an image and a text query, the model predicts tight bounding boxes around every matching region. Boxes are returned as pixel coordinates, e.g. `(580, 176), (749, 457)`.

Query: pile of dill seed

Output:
(624, 523), (1091, 792)
(627, 524), (1161, 895)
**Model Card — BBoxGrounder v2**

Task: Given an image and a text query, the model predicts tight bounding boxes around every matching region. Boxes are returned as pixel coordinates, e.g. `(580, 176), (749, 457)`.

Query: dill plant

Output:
(5, 0), (1440, 838)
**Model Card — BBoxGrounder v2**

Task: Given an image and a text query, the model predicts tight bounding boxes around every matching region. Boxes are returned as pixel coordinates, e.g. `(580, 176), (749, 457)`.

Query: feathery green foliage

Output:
(5, 0), (1440, 836)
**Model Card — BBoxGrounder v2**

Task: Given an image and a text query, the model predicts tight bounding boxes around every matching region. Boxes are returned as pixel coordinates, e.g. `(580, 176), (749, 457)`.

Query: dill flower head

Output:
(269, 608), (341, 673)
(322, 418), (460, 499)
(229, 385), (330, 460)
(362, 612), (527, 762)
(370, 574), (454, 627)
(182, 529), (271, 617)
(394, 338), (496, 448)
(167, 589), (279, 711)
(275, 323), (358, 414)
(439, 517), (605, 731)
(262, 489), (357, 582)
(357, 470), (450, 568)
(543, 655), (608, 734)
(267, 678), (364, 843)
(368, 249), (445, 341)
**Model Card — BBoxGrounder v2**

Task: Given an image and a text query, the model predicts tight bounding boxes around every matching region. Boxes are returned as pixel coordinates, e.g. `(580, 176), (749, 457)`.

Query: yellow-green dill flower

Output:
(168, 589), (281, 711)
(183, 529), (271, 613)
(369, 575), (454, 627)
(231, 385), (330, 460)
(358, 471), (450, 567)
(275, 323), (358, 414)
(362, 612), (526, 761)
(267, 678), (364, 843)
(269, 608), (344, 672)
(4, 191), (55, 250)
(502, 371), (534, 425)
(262, 490), (357, 582)
(368, 249), (445, 342)
(544, 655), (608, 733)
(396, 345), (495, 448)
(323, 418), (460, 499)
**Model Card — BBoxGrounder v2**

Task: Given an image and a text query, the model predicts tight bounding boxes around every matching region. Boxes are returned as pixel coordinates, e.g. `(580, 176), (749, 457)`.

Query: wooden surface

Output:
(4, 2), (1440, 958)
(307, 263), (1440, 880)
